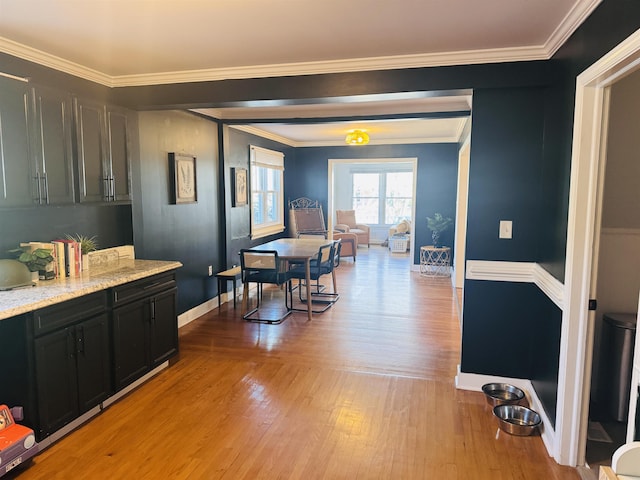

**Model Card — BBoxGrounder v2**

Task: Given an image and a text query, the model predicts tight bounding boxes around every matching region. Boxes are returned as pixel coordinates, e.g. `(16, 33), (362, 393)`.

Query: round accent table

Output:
(420, 246), (451, 277)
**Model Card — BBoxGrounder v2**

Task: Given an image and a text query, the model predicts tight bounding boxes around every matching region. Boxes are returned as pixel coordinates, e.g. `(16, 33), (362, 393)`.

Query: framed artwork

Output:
(232, 167), (247, 207)
(169, 152), (197, 204)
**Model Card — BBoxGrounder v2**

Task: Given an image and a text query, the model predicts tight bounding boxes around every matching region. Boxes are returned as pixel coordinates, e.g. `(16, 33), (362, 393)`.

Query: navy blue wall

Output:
(134, 110), (220, 314)
(223, 127), (296, 268)
(0, 205), (133, 256)
(288, 143), (459, 263)
(466, 87), (545, 262)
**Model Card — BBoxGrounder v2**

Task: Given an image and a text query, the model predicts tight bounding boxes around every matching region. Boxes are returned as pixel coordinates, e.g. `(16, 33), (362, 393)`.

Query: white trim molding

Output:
(466, 260), (535, 282)
(559, 27), (640, 467)
(465, 260), (564, 309)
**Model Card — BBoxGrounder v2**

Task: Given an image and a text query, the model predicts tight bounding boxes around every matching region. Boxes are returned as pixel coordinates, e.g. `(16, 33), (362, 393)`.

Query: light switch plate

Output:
(499, 220), (512, 239)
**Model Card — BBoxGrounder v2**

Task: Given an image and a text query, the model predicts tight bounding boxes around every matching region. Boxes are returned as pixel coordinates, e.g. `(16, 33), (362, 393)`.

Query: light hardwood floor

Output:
(11, 246), (581, 479)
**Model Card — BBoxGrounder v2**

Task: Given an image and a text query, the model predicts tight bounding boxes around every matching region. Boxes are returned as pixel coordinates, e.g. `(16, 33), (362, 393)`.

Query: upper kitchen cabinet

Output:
(0, 75), (35, 207)
(31, 85), (75, 205)
(75, 98), (133, 204)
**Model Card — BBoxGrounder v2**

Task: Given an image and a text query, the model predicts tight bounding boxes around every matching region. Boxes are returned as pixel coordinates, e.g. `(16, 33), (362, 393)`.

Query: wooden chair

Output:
(240, 249), (292, 324)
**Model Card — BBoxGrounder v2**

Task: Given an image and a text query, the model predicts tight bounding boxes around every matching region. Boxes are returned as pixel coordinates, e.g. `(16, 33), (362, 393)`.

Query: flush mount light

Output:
(345, 129), (369, 146)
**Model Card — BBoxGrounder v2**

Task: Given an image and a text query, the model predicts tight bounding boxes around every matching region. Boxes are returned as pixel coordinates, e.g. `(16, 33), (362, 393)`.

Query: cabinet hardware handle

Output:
(42, 172), (49, 204)
(34, 173), (42, 204)
(110, 176), (115, 201)
(103, 176), (110, 201)
(76, 325), (84, 354)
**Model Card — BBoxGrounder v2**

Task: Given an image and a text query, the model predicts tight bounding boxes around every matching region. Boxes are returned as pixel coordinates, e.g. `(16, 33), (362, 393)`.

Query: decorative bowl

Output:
(493, 404), (542, 436)
(481, 383), (525, 407)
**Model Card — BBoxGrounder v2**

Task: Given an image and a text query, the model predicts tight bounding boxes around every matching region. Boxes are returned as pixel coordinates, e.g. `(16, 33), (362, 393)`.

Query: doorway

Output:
(560, 29), (640, 467)
(327, 158), (417, 262)
(584, 68), (640, 468)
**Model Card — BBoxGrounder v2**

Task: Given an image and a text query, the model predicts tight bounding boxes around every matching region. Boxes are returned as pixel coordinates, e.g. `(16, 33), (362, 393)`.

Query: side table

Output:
(420, 246), (451, 277)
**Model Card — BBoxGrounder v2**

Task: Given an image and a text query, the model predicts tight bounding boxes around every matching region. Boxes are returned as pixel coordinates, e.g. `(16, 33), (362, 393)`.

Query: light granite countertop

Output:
(0, 259), (182, 321)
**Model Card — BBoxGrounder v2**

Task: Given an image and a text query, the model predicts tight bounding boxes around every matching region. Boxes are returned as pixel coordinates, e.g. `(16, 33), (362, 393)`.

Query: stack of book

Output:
(20, 239), (82, 280)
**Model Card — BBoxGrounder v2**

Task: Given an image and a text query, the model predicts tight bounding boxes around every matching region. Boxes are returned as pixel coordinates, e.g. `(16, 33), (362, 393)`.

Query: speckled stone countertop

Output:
(0, 259), (182, 321)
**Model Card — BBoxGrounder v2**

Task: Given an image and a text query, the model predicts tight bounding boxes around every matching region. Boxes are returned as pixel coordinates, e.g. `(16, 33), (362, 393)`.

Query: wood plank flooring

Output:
(10, 246), (581, 479)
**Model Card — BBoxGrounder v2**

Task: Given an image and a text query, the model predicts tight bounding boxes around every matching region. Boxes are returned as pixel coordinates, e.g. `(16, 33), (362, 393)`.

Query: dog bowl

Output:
(481, 383), (525, 407)
(493, 404), (542, 436)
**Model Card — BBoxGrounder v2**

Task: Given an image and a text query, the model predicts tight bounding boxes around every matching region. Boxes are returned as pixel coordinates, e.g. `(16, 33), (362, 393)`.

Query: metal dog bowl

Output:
(493, 404), (542, 436)
(481, 383), (525, 407)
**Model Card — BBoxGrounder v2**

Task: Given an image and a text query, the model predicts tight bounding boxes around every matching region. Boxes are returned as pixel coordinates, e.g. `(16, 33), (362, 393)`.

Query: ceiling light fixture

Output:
(345, 129), (369, 146)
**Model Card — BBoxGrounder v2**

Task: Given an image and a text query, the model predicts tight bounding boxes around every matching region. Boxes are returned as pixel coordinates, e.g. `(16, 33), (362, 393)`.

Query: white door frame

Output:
(327, 157), (417, 259)
(558, 28), (640, 466)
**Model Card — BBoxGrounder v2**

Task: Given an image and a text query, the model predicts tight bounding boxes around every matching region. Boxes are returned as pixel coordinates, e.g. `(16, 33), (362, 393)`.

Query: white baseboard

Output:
(178, 298), (218, 328)
(177, 286), (248, 328)
(455, 367), (555, 458)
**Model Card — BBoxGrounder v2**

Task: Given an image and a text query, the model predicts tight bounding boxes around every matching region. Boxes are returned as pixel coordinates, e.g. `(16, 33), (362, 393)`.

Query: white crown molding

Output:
(110, 46), (549, 87)
(229, 124), (460, 147)
(0, 0), (600, 88)
(2, 37), (548, 88)
(230, 125), (297, 147)
(543, 0), (603, 58)
(0, 36), (113, 86)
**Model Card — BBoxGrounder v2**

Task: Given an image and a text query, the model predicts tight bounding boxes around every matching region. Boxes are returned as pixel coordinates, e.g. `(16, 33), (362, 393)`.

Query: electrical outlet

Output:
(208, 265), (213, 276)
(499, 220), (513, 239)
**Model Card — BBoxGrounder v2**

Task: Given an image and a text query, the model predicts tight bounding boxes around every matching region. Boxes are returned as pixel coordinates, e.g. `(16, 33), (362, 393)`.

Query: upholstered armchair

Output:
(335, 210), (370, 247)
(333, 231), (357, 261)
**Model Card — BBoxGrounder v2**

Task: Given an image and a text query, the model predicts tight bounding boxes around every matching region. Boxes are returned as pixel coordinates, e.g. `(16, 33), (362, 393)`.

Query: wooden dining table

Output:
(256, 237), (335, 321)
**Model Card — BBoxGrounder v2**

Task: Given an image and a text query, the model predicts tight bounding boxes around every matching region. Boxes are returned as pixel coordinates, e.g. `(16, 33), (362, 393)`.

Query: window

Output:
(352, 170), (413, 225)
(384, 172), (413, 224)
(250, 146), (285, 239)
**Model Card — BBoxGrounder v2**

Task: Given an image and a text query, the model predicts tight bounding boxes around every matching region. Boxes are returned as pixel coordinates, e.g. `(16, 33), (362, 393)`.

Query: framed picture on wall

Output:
(232, 168), (247, 207)
(169, 152), (197, 204)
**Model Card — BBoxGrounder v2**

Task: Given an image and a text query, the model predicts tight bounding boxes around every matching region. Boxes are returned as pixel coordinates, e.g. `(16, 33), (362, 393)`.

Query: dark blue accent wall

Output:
(461, 280), (561, 426)
(0, 205), (133, 256)
(134, 110), (221, 314)
(466, 87), (545, 262)
(223, 127), (296, 268)
(288, 143), (459, 263)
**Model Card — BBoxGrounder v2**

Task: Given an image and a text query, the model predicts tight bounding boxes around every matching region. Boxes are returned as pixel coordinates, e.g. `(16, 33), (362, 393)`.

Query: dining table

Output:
(256, 237), (335, 321)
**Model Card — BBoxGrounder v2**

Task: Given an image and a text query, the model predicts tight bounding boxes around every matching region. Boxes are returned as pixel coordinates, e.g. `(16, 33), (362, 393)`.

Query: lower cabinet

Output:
(34, 313), (111, 436)
(112, 273), (178, 391)
(0, 269), (179, 442)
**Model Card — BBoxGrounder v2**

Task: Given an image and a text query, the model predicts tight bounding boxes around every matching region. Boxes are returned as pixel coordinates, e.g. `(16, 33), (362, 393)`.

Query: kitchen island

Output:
(0, 258), (182, 449)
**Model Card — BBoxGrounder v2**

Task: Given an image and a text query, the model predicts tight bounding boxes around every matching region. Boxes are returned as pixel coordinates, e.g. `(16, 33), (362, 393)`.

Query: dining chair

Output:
(240, 249), (292, 324)
(287, 241), (340, 313)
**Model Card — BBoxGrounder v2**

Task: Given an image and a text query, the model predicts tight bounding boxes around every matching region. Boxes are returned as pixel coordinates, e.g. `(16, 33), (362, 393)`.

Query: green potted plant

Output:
(426, 213), (453, 247)
(11, 247), (55, 280)
(66, 234), (98, 270)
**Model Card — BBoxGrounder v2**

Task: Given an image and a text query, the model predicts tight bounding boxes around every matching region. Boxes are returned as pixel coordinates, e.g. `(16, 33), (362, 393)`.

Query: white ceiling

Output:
(0, 0), (600, 146)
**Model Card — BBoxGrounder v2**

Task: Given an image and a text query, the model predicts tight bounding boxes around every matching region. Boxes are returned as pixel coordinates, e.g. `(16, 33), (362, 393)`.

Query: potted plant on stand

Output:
(426, 212), (453, 248)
